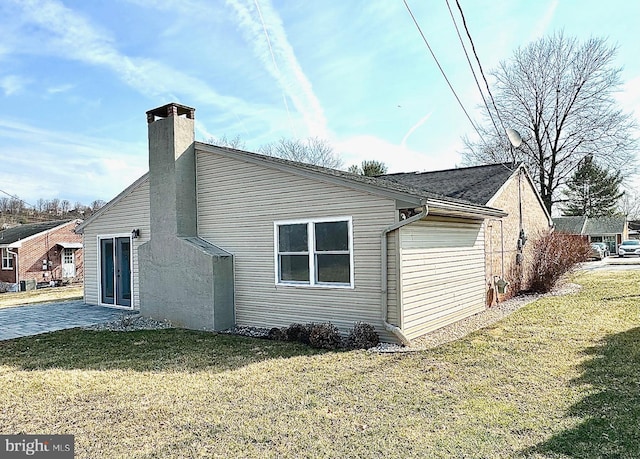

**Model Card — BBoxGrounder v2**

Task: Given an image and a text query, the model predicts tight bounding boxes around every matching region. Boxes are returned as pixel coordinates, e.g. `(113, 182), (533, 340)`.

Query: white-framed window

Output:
(2, 248), (14, 270)
(63, 248), (74, 264)
(274, 217), (353, 288)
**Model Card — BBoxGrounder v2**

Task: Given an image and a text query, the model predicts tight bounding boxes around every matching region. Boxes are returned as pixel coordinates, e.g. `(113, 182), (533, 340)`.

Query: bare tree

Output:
(618, 189), (640, 219)
(60, 199), (70, 214)
(462, 32), (638, 213)
(8, 197), (23, 214)
(47, 198), (60, 215)
(259, 137), (344, 169)
(91, 200), (106, 211)
(205, 134), (246, 149)
(35, 198), (46, 213)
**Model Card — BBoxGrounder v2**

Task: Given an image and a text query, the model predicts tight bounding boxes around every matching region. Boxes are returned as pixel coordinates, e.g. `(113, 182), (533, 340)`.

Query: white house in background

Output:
(77, 103), (507, 344)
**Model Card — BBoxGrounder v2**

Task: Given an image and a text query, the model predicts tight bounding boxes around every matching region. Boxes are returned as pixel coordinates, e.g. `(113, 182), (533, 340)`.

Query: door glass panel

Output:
(100, 239), (114, 304)
(117, 238), (131, 305)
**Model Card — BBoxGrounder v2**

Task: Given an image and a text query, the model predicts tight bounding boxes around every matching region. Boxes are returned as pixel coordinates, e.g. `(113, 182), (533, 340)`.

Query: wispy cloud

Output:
(337, 134), (461, 174)
(0, 117), (147, 203)
(0, 75), (27, 95)
(529, 0), (559, 40)
(46, 83), (74, 94)
(9, 0), (285, 129)
(225, 0), (328, 138)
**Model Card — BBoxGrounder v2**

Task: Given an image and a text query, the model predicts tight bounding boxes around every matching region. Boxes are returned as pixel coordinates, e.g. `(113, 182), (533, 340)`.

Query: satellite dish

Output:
(506, 128), (523, 148)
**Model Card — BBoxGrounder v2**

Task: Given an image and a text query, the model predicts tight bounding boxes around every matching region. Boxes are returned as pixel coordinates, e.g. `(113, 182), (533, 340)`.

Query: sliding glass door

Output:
(100, 236), (132, 307)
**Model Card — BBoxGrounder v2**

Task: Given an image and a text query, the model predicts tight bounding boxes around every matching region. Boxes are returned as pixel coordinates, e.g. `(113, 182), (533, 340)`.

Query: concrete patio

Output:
(0, 301), (134, 341)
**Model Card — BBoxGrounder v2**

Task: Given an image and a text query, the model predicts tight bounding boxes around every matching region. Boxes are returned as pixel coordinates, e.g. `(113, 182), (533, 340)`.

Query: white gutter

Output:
(381, 203), (429, 346)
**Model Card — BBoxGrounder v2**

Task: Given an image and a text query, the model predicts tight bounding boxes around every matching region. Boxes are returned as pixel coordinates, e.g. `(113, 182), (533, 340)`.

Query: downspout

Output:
(487, 218), (504, 303)
(7, 248), (19, 286)
(381, 202), (429, 346)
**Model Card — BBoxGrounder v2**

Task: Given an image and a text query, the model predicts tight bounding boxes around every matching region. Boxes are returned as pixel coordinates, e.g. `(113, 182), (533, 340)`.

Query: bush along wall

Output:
(268, 321), (380, 350)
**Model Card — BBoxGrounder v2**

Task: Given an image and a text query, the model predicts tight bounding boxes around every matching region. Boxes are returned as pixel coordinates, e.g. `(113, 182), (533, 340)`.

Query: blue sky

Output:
(1, 0), (639, 205)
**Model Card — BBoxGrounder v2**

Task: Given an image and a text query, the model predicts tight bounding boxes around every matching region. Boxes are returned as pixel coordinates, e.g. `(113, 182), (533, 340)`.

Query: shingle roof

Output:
(380, 163), (518, 205)
(584, 216), (627, 235)
(553, 216), (626, 235)
(0, 220), (73, 245)
(553, 216), (587, 234)
(79, 145), (509, 234)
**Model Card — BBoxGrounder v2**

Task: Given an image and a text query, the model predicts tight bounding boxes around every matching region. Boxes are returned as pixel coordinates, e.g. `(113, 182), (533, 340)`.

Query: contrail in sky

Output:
(226, 0), (328, 138)
(401, 113), (432, 148)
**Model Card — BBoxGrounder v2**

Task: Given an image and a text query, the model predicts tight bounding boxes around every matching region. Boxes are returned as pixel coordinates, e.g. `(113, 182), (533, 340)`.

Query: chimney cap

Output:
(146, 103), (195, 124)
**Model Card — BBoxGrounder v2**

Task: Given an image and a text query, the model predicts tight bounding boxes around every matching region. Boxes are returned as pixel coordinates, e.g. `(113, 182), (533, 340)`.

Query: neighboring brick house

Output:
(383, 163), (553, 302)
(0, 219), (83, 289)
(554, 215), (629, 254)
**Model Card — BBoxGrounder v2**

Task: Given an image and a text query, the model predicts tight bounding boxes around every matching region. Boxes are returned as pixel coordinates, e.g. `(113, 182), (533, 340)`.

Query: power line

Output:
(444, 0), (502, 141)
(453, 0), (508, 137)
(0, 189), (35, 209)
(402, 0), (487, 145)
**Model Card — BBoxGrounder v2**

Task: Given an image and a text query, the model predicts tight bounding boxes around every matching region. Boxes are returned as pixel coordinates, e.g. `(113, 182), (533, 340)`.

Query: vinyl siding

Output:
(399, 218), (485, 340)
(82, 179), (150, 308)
(196, 149), (398, 339)
(386, 230), (400, 327)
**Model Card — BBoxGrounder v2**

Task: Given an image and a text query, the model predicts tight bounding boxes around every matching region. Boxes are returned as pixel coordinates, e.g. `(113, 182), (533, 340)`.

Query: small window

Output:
(63, 248), (74, 264)
(275, 218), (353, 287)
(2, 248), (14, 270)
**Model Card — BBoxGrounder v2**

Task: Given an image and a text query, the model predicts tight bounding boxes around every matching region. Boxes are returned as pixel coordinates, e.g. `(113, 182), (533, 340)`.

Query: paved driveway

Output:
(581, 256), (640, 272)
(0, 301), (132, 341)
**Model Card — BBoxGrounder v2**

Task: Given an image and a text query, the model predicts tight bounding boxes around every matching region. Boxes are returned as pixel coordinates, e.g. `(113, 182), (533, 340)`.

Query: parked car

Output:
(592, 242), (610, 257)
(618, 239), (640, 257)
(590, 243), (604, 260)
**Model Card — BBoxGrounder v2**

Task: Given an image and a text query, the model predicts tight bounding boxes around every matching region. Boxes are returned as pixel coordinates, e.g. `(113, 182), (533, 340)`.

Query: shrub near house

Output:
(529, 232), (590, 292)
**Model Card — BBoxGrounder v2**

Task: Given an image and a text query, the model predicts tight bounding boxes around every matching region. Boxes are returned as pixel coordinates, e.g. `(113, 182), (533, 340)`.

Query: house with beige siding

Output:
(77, 103), (512, 344)
(384, 163), (553, 303)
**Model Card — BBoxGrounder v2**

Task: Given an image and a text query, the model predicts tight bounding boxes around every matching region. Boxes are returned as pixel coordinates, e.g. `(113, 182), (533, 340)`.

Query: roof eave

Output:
(195, 142), (427, 206)
(427, 198), (507, 219)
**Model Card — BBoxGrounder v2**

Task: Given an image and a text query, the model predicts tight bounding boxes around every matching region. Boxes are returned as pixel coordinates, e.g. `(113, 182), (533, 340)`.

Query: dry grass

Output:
(0, 285), (83, 308)
(0, 271), (638, 458)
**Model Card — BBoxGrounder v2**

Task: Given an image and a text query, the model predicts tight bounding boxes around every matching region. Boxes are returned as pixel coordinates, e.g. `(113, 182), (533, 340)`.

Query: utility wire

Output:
(445, 0), (502, 141)
(402, 0), (487, 145)
(0, 189), (35, 209)
(454, 0), (508, 136)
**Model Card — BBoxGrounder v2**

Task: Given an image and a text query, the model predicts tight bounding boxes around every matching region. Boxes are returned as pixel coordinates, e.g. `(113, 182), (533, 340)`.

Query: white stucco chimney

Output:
(139, 103), (235, 331)
(145, 103), (197, 238)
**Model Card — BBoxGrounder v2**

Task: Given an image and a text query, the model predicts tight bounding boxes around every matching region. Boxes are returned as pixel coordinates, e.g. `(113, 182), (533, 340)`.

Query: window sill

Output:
(275, 282), (354, 290)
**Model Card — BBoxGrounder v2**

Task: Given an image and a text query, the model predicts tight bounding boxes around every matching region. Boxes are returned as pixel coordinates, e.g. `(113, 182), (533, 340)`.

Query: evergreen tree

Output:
(562, 157), (624, 217)
(347, 160), (388, 176)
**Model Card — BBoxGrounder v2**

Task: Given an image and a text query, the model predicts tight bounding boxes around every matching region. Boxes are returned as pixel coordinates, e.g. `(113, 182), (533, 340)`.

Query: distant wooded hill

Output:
(0, 197), (106, 227)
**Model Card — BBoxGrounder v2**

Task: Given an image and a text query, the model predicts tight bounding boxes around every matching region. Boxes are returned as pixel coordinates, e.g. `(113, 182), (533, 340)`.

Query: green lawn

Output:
(0, 272), (638, 458)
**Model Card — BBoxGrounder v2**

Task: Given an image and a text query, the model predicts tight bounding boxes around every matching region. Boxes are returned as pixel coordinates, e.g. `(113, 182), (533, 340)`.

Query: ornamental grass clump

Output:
(346, 322), (380, 349)
(284, 322), (312, 344)
(308, 323), (342, 350)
